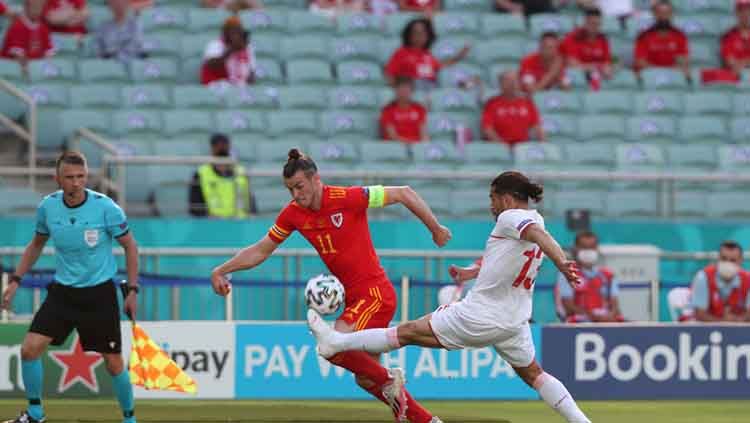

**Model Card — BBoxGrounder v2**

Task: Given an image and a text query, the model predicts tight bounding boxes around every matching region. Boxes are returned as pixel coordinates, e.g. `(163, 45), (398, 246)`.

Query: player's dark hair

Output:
(283, 148), (318, 179)
(540, 31), (559, 41)
(491, 171), (544, 203)
(402, 18), (436, 50)
(55, 151), (87, 174)
(575, 230), (598, 246)
(720, 240), (743, 256)
(584, 8), (602, 17)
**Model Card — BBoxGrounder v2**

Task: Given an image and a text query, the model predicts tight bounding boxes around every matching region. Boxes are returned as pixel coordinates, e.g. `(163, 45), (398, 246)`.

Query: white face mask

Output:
(717, 260), (740, 281)
(577, 249), (599, 266)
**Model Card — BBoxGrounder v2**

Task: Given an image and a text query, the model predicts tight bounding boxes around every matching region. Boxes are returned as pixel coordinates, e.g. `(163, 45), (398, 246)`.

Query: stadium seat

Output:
(616, 143), (666, 173)
(450, 188), (494, 219)
(603, 70), (639, 90)
(162, 110), (215, 139)
(690, 41), (720, 68)
(149, 164), (196, 186)
(308, 141), (359, 165)
(25, 84), (70, 108)
(626, 116), (677, 143)
(77, 59), (129, 83)
(254, 140), (309, 178)
(678, 117), (728, 144)
(287, 10), (336, 35)
(378, 38), (401, 64)
(153, 182), (190, 217)
(251, 33), (281, 61)
(121, 84), (172, 109)
(154, 139), (210, 157)
(606, 191), (660, 218)
(667, 143), (718, 174)
(328, 86), (378, 110)
(129, 58), (179, 83)
(633, 92), (683, 116)
(287, 59), (334, 85)
(267, 111), (319, 138)
(675, 16), (721, 40)
(427, 112), (471, 141)
(384, 13), (420, 36)
(464, 142), (513, 167)
(179, 33), (214, 60)
(0, 59), (24, 84)
(733, 94), (750, 116)
(434, 13), (480, 37)
(254, 58), (285, 85)
(59, 109), (112, 144)
(336, 61), (384, 86)
(444, 0), (494, 12)
(0, 187), (42, 216)
(582, 91), (633, 115)
(729, 118), (750, 143)
(69, 84), (121, 109)
(187, 8), (230, 32)
(708, 191), (750, 218)
(535, 91), (581, 114)
(331, 36), (382, 63)
(564, 143), (615, 171)
(438, 63), (483, 88)
(359, 141), (410, 167)
(434, 37), (477, 66)
(529, 14), (574, 37)
(541, 113), (579, 139)
(142, 34), (181, 59)
(412, 142), (462, 171)
(684, 92), (732, 116)
(173, 85), (225, 109)
(28, 59), (76, 84)
(240, 9), (288, 35)
(319, 111), (374, 140)
(52, 34), (81, 59)
(672, 190), (709, 218)
(514, 143), (564, 174)
(547, 190), (607, 218)
(224, 86), (279, 110)
(140, 7), (188, 36)
(641, 69), (690, 91)
(718, 145), (750, 172)
(111, 110), (164, 138)
(255, 187), (294, 216)
(337, 13), (382, 35)
(480, 14), (526, 38)
(474, 39), (525, 67)
(679, 0), (731, 14)
(277, 86), (328, 111)
(87, 4), (111, 32)
(429, 88), (478, 112)
(280, 36), (330, 61)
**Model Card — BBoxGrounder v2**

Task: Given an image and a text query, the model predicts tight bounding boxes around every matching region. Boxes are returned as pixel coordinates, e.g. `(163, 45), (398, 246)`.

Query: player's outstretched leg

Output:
(516, 361), (591, 423)
(103, 354), (136, 423)
(308, 309), (400, 357)
(4, 333), (51, 423)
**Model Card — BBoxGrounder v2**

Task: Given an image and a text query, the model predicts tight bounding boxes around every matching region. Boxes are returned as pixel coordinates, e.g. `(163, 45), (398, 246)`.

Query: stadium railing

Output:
(0, 78), (37, 189)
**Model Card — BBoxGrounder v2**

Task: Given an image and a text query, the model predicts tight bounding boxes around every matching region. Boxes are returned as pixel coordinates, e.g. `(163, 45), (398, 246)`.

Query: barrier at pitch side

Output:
(542, 324), (750, 399)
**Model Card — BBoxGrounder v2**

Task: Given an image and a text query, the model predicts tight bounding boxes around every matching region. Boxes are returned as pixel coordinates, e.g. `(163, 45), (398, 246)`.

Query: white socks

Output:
(533, 372), (591, 423)
(331, 327), (401, 354)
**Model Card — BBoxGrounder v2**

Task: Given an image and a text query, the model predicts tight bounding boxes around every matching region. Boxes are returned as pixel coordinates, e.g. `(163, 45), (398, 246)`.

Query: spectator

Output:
(309, 0), (366, 19)
(576, 0), (633, 17)
(0, 0), (54, 66)
(721, 0), (750, 77)
(95, 0), (146, 63)
(190, 134), (256, 218)
(201, 16), (256, 86)
(43, 0), (89, 35)
(519, 31), (569, 92)
(201, 0), (263, 13)
(633, 0), (689, 77)
(398, 0), (440, 14)
(494, 0), (554, 16)
(556, 231), (624, 323)
(384, 17), (470, 90)
(130, 0), (153, 11)
(481, 71), (544, 147)
(688, 241), (750, 322)
(379, 77), (429, 144)
(0, 1), (17, 19)
(560, 8), (613, 80)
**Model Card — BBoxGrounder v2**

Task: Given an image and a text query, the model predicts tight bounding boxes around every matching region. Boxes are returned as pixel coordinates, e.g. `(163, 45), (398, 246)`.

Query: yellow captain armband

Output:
(367, 185), (386, 209)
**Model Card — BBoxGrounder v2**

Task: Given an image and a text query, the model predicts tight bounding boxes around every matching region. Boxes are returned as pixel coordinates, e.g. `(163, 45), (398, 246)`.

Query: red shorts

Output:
(338, 281), (397, 331)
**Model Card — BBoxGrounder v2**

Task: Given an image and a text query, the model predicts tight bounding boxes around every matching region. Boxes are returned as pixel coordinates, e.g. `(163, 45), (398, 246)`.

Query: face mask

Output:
(577, 249), (599, 266)
(717, 260), (740, 281)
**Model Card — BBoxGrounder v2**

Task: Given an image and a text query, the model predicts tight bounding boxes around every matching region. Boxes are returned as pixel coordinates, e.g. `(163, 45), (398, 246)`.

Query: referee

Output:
(1, 152), (140, 423)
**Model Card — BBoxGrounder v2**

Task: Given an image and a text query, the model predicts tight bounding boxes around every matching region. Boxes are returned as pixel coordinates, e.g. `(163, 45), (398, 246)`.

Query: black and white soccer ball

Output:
(305, 274), (345, 315)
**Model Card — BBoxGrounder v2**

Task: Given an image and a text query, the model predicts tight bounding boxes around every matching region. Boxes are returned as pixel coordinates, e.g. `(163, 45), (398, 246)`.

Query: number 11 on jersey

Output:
(316, 233), (337, 255)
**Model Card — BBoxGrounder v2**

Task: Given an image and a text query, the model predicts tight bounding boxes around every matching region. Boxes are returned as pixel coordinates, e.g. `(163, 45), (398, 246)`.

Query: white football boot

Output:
(382, 368), (409, 422)
(306, 309), (338, 358)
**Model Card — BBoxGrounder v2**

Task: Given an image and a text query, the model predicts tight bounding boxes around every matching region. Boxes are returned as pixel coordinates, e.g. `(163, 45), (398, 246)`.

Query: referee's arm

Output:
(2, 233), (48, 309)
(116, 232), (139, 290)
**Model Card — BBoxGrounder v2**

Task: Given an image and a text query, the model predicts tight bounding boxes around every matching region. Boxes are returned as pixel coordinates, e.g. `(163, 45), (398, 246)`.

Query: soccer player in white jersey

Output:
(308, 171), (592, 423)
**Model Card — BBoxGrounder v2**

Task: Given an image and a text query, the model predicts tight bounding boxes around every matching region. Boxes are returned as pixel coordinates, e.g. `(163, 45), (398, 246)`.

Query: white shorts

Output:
(428, 302), (535, 368)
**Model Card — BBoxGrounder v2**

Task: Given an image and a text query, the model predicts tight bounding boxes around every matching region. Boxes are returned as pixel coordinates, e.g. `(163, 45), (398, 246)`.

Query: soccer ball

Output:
(305, 274), (345, 315)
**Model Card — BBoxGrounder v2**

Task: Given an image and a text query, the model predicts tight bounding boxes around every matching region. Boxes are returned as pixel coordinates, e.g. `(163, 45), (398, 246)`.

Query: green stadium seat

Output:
(429, 88), (478, 112)
(450, 188), (493, 219)
(0, 188), (42, 216)
(707, 192), (750, 218)
(251, 33), (280, 61)
(433, 37), (476, 66)
(240, 9), (288, 35)
(52, 34), (81, 59)
(535, 91), (581, 114)
(287, 10), (336, 34)
(672, 190), (708, 218)
(718, 145), (750, 171)
(179, 33), (213, 60)
(690, 41), (720, 67)
(514, 143), (564, 174)
(412, 142), (462, 170)
(253, 140), (309, 179)
(336, 61), (384, 86)
(153, 182), (190, 217)
(149, 164), (195, 186)
(359, 141), (410, 166)
(603, 70), (639, 90)
(337, 13), (382, 35)
(87, 4), (111, 32)
(154, 139), (210, 156)
(59, 109), (112, 144)
(475, 39), (525, 67)
(140, 7), (188, 35)
(111, 110), (164, 138)
(384, 13), (420, 36)
(407, 187), (453, 218)
(121, 84), (172, 109)
(331, 35), (382, 63)
(680, 0), (731, 14)
(438, 63), (482, 88)
(733, 94), (750, 116)
(25, 85), (69, 108)
(320, 111), (374, 140)
(684, 92), (732, 116)
(626, 116), (677, 143)
(633, 92), (683, 116)
(541, 113), (578, 139)
(280, 36), (330, 61)
(529, 14), (574, 37)
(427, 112), (471, 141)
(28, 59), (76, 84)
(173, 85), (225, 109)
(179, 58), (203, 85)
(142, 34), (181, 59)
(162, 110), (215, 139)
(77, 59), (129, 83)
(113, 139), (155, 156)
(231, 138), (257, 163)
(464, 142), (512, 166)
(678, 117), (728, 143)
(564, 143), (615, 171)
(378, 38), (401, 64)
(129, 59), (179, 83)
(287, 59), (334, 85)
(267, 111), (318, 138)
(434, 13), (480, 37)
(547, 190), (607, 218)
(308, 141), (359, 165)
(641, 69), (690, 90)
(606, 191), (660, 218)
(0, 58), (23, 84)
(70, 84), (121, 109)
(187, 8), (230, 32)
(254, 187), (293, 216)
(667, 144), (718, 191)
(729, 118), (750, 143)
(616, 143), (665, 173)
(328, 86), (378, 110)
(582, 91), (633, 115)
(444, 0), (494, 12)
(675, 16), (721, 40)
(224, 86), (279, 110)
(480, 14), (526, 38)
(254, 58), (284, 85)
(277, 86), (327, 111)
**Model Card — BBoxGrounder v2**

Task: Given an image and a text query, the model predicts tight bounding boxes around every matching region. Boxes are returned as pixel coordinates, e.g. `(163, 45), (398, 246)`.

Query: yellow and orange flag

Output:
(128, 323), (197, 394)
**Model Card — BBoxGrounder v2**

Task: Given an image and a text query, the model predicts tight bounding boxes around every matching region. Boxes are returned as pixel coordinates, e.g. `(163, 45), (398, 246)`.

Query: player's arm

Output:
(689, 272), (722, 322)
(1, 233), (48, 310)
(449, 258), (481, 284)
(382, 186), (451, 247)
(210, 235), (279, 296)
(522, 224), (581, 288)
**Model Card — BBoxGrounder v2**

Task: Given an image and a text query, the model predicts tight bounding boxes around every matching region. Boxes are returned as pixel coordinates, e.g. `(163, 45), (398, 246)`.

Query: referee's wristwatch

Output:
(125, 284), (140, 295)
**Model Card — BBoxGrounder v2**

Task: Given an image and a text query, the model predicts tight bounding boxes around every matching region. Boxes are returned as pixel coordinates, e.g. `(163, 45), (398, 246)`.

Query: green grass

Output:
(0, 399), (747, 423)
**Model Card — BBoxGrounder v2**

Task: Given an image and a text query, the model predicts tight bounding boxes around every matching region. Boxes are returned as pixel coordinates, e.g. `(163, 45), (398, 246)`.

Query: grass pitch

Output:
(0, 399), (746, 423)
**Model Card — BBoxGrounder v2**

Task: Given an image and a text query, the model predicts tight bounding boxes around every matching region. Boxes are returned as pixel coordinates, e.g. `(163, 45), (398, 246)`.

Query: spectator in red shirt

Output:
(633, 0), (689, 77)
(380, 77), (429, 143)
(721, 0), (750, 77)
(0, 1), (17, 18)
(399, 0), (440, 14)
(1, 0), (54, 66)
(519, 31), (569, 93)
(561, 8), (613, 80)
(309, 0), (365, 19)
(201, 16), (256, 86)
(43, 0), (89, 35)
(482, 71), (545, 147)
(384, 17), (470, 89)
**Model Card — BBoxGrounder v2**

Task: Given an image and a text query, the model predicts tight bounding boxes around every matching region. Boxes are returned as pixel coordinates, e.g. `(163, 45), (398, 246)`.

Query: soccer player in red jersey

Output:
(210, 149), (452, 423)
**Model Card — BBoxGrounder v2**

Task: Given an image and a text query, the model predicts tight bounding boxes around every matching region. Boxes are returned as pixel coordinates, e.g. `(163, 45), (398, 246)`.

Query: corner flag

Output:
(128, 323), (197, 394)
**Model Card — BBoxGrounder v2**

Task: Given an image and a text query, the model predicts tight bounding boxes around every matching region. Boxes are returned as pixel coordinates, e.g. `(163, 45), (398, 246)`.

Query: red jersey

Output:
(519, 52), (566, 91)
(560, 28), (611, 65)
(704, 264), (750, 318)
(43, 0), (87, 34)
(0, 14), (53, 59)
(268, 186), (388, 292)
(721, 26), (750, 66)
(384, 46), (441, 82)
(401, 0), (438, 10)
(379, 101), (427, 143)
(0, 2), (7, 15)
(481, 95), (540, 146)
(634, 26), (689, 68)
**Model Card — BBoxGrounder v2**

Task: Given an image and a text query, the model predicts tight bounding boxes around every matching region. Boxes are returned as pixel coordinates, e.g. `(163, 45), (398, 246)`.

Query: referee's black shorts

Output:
(29, 280), (122, 354)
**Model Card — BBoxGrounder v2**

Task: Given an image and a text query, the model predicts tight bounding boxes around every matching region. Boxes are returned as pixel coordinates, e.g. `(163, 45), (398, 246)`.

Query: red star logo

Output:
(49, 334), (104, 393)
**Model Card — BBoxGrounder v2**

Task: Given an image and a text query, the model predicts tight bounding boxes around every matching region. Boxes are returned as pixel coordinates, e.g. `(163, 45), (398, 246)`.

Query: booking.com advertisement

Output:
(234, 322), (541, 399)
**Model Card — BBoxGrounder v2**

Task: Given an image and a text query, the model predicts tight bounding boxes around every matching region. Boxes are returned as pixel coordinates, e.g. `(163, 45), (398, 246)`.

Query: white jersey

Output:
(462, 208), (545, 329)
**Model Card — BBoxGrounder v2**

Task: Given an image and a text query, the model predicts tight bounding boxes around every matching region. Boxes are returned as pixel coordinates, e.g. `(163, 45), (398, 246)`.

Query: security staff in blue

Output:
(1, 151), (140, 423)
